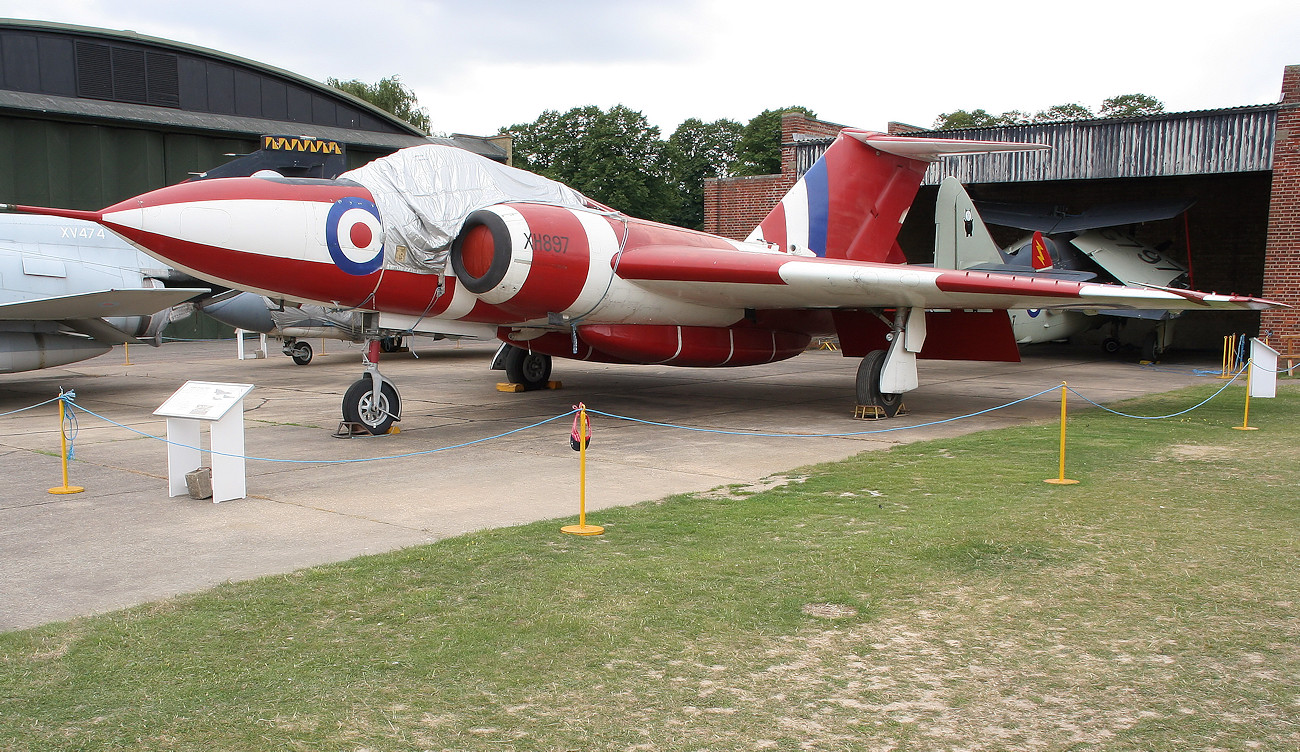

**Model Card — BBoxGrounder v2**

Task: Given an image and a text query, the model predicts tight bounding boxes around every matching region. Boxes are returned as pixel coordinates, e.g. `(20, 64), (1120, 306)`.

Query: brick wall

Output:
(703, 113), (845, 240)
(1261, 65), (1300, 338)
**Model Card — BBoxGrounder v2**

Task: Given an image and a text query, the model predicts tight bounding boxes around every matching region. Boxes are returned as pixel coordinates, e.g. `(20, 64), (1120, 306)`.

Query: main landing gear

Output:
(341, 336), (401, 435)
(284, 338), (313, 365)
(493, 343), (552, 390)
(853, 308), (925, 419)
(856, 349), (905, 418)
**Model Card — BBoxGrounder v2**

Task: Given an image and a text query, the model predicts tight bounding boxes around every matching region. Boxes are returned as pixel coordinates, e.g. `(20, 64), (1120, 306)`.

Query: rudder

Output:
(747, 130), (1049, 265)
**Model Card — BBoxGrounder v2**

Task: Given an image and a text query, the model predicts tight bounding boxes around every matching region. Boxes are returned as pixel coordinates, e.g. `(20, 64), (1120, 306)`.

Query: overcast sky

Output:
(5, 0), (1298, 136)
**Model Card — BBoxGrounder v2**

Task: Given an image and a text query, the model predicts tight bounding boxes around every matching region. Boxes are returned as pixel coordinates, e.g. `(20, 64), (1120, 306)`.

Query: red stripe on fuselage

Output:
(621, 217), (738, 250)
(615, 246), (791, 284)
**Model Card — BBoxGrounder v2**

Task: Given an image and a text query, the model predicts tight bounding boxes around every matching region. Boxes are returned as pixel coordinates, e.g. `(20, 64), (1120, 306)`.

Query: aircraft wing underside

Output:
(615, 245), (1277, 314)
(0, 288), (209, 321)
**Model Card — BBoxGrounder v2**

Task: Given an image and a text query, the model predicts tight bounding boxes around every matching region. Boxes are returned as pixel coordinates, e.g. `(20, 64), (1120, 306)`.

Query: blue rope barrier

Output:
(587, 384), (1064, 438)
(0, 395), (61, 418)
(1067, 365), (1247, 419)
(0, 361), (1270, 469)
(64, 396), (577, 465)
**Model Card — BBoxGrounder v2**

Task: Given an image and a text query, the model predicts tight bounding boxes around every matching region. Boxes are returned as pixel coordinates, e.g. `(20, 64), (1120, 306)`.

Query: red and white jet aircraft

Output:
(7, 129), (1280, 432)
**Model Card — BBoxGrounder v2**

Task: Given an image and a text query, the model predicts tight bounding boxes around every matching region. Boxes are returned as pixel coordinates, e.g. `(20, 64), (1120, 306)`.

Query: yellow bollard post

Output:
(562, 404), (603, 536)
(48, 394), (85, 495)
(1045, 382), (1079, 485)
(1233, 359), (1259, 431)
(123, 342), (132, 366)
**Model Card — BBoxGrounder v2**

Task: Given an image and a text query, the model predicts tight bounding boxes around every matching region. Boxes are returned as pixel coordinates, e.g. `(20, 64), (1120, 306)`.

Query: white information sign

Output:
(154, 381), (254, 502)
(154, 381), (254, 421)
(1249, 338), (1278, 399)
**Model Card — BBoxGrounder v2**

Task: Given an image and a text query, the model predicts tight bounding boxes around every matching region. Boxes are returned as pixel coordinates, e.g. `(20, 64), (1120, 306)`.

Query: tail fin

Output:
(1028, 231), (1054, 270)
(747, 130), (1048, 264)
(932, 176), (1004, 269)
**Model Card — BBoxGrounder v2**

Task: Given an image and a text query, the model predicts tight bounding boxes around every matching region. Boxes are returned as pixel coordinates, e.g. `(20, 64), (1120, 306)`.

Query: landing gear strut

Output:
(853, 308), (924, 419)
(341, 334), (401, 434)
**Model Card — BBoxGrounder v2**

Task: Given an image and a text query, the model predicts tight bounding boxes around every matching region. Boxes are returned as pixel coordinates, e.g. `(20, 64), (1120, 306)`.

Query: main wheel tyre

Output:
(342, 378), (401, 434)
(1101, 337), (1121, 356)
(290, 341), (313, 366)
(1141, 332), (1162, 363)
(504, 347), (552, 390)
(855, 349), (903, 418)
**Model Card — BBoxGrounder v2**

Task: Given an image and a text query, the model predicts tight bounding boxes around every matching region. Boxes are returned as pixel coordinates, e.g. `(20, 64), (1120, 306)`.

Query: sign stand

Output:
(236, 329), (267, 360)
(153, 381), (255, 503)
(1249, 337), (1279, 399)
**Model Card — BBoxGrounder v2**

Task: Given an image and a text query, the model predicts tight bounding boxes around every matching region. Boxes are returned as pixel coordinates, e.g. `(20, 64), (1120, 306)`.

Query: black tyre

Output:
(290, 341), (313, 366)
(855, 349), (903, 418)
(1101, 337), (1121, 355)
(342, 378), (401, 434)
(1141, 332), (1162, 363)
(504, 347), (552, 390)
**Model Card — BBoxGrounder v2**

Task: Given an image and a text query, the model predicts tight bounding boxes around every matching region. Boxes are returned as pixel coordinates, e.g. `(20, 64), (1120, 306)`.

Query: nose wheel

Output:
(342, 376), (401, 434)
(341, 334), (402, 435)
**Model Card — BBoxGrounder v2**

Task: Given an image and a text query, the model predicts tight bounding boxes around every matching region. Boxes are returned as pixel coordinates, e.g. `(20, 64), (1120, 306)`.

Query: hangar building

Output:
(706, 67), (1300, 350)
(0, 18), (506, 337)
(0, 18), (507, 211)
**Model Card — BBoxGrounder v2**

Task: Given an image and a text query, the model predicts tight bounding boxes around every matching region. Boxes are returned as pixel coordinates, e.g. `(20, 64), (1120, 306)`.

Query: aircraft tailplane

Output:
(747, 131), (1047, 264)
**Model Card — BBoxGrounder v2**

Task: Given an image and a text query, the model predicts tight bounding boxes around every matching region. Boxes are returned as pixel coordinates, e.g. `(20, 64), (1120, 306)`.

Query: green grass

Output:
(3, 384), (1298, 751)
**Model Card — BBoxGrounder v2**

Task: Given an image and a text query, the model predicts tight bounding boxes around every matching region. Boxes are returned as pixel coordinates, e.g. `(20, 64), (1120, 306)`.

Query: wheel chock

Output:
(496, 380), (564, 393)
(853, 403), (908, 420)
(333, 421), (375, 438)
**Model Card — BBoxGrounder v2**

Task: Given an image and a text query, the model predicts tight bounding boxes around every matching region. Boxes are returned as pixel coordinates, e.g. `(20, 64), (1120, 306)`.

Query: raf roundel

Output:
(325, 197), (385, 276)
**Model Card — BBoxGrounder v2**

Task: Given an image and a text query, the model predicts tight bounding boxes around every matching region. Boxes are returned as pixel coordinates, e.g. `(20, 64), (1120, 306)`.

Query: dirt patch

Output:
(801, 603), (859, 619)
(701, 475), (808, 500)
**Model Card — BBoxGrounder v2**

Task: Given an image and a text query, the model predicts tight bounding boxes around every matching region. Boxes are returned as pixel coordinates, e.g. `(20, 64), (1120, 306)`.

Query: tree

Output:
(1034, 103), (1094, 122)
(327, 75), (431, 134)
(933, 94), (1165, 129)
(933, 109), (1001, 129)
(933, 108), (1035, 129)
(503, 105), (675, 222)
(663, 117), (744, 229)
(734, 106), (817, 177)
(1100, 93), (1165, 118)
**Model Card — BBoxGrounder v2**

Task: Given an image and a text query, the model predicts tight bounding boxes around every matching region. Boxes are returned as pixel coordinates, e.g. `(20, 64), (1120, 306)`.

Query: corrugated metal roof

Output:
(0, 17), (425, 137)
(0, 90), (509, 162)
(795, 105), (1279, 184)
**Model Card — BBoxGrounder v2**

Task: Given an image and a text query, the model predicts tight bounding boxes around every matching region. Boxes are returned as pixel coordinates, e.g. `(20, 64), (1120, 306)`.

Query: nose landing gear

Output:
(340, 337), (401, 435)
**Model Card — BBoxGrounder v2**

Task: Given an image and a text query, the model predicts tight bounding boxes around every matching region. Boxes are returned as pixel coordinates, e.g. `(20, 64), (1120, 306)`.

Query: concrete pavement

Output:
(0, 337), (1232, 631)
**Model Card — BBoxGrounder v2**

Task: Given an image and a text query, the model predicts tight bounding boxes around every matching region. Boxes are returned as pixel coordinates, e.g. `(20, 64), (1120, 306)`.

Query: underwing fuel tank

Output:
(0, 332), (112, 374)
